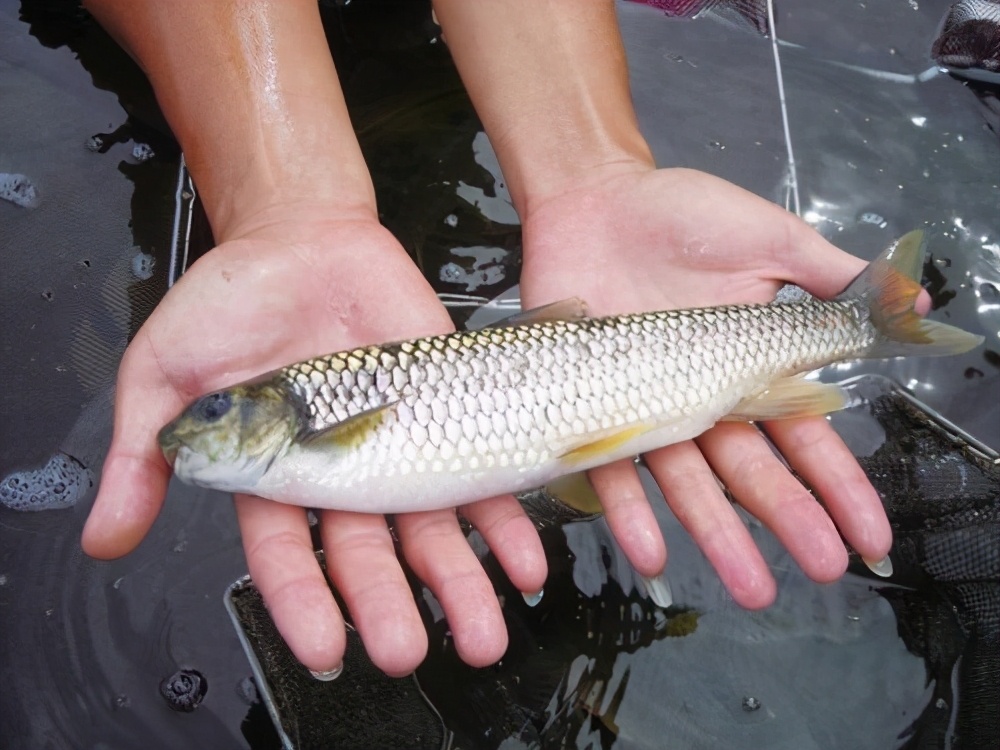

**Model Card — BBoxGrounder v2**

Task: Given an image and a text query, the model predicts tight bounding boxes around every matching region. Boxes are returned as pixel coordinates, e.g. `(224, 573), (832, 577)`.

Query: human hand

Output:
(520, 166), (900, 606)
(82, 211), (546, 675)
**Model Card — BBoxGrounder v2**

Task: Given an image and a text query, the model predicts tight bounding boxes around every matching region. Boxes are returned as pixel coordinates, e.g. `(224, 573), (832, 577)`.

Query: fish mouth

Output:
(157, 426), (182, 467)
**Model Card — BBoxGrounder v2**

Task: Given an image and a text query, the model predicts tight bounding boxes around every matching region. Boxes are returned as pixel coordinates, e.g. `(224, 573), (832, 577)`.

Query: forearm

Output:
(432, 0), (653, 217)
(85, 0), (375, 242)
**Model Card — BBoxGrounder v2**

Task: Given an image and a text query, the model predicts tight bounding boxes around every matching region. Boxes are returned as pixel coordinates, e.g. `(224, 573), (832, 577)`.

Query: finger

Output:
(772, 217), (869, 298)
(321, 510), (427, 677)
(775, 217), (932, 311)
(396, 508), (507, 668)
(236, 495), (347, 673)
(696, 422), (848, 583)
(764, 416), (892, 563)
(82, 339), (178, 558)
(460, 494), (548, 596)
(587, 459), (666, 577)
(645, 440), (776, 608)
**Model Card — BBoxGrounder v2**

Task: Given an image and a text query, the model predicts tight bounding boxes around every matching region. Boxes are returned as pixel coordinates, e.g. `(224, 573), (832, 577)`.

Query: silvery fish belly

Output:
(158, 231), (984, 512)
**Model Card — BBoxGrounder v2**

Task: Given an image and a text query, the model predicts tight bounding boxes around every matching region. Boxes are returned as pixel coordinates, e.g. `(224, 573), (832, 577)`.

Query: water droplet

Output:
(708, 140), (726, 150)
(160, 669), (208, 712)
(114, 694), (131, 710)
(956, 134), (964, 142)
(0, 173), (39, 208)
(910, 116), (927, 127)
(934, 257), (951, 268)
(936, 698), (948, 710)
(131, 251), (155, 281)
(131, 143), (155, 162)
(236, 677), (259, 705)
(979, 283), (1000, 303)
(112, 576), (125, 590)
(85, 135), (104, 152)
(444, 213), (458, 227)
(439, 262), (464, 283)
(742, 696), (762, 712)
(0, 574), (7, 586)
(908, 0), (918, 10)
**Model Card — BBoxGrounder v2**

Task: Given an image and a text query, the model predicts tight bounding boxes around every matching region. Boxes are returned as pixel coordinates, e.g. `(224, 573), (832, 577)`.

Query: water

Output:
(1, 0), (997, 748)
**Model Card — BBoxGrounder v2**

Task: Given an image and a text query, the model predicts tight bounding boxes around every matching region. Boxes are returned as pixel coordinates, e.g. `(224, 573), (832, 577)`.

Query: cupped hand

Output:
(520, 166), (896, 606)
(82, 210), (546, 675)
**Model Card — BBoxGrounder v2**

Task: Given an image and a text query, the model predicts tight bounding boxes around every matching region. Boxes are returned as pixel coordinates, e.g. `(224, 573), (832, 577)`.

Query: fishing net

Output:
(855, 388), (999, 750)
(227, 376), (1000, 749)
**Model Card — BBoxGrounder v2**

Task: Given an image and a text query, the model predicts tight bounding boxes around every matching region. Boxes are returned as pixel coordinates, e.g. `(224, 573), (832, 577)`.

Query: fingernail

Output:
(642, 574), (673, 608)
(863, 555), (893, 578)
(521, 589), (544, 607)
(308, 664), (343, 682)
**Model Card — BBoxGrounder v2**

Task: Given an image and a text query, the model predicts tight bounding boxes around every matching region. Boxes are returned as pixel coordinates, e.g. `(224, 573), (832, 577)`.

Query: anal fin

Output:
(545, 471), (603, 515)
(723, 377), (848, 422)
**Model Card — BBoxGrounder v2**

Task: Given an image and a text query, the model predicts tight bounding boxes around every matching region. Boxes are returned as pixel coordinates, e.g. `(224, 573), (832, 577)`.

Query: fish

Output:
(158, 231), (983, 514)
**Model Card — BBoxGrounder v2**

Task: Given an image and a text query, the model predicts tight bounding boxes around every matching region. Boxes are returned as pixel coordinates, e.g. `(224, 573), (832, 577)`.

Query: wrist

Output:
(433, 0), (655, 218)
(86, 0), (377, 244)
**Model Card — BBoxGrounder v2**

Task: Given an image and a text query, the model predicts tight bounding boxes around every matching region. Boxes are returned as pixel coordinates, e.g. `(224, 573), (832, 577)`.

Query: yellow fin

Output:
(723, 377), (848, 422)
(545, 472), (603, 515)
(483, 297), (589, 329)
(301, 403), (397, 450)
(559, 424), (651, 465)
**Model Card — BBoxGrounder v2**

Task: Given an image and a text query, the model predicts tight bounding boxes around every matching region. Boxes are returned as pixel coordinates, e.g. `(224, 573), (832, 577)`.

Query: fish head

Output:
(158, 383), (299, 493)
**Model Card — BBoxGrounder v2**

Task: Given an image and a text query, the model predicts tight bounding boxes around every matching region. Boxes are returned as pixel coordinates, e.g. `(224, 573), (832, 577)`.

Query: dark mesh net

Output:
(857, 391), (999, 750)
(931, 1), (1000, 73)
(227, 576), (446, 750)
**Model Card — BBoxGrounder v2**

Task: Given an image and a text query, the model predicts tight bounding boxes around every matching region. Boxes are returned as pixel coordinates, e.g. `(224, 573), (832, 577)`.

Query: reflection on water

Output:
(0, 0), (997, 748)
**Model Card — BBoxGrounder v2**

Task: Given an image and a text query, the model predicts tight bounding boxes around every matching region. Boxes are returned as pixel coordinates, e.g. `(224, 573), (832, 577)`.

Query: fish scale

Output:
(277, 301), (869, 494)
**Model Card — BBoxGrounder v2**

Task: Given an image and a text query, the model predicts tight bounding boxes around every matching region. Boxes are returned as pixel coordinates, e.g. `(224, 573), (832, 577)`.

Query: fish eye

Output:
(194, 392), (232, 422)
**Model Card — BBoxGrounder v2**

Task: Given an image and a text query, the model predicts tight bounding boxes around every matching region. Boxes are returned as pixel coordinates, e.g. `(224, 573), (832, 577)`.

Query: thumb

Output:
(778, 217), (932, 314)
(81, 343), (176, 559)
(778, 215), (868, 299)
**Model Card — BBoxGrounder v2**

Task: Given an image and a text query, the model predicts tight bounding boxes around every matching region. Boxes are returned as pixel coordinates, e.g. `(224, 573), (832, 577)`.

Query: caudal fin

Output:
(839, 230), (984, 358)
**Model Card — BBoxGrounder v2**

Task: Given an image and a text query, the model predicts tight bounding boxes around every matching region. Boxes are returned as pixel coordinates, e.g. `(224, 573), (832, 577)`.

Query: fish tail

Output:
(840, 230), (984, 358)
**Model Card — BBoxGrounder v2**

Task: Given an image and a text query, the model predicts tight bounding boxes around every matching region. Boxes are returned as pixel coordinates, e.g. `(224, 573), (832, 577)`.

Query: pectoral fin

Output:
(723, 377), (848, 422)
(484, 297), (589, 328)
(300, 402), (398, 450)
(558, 424), (652, 465)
